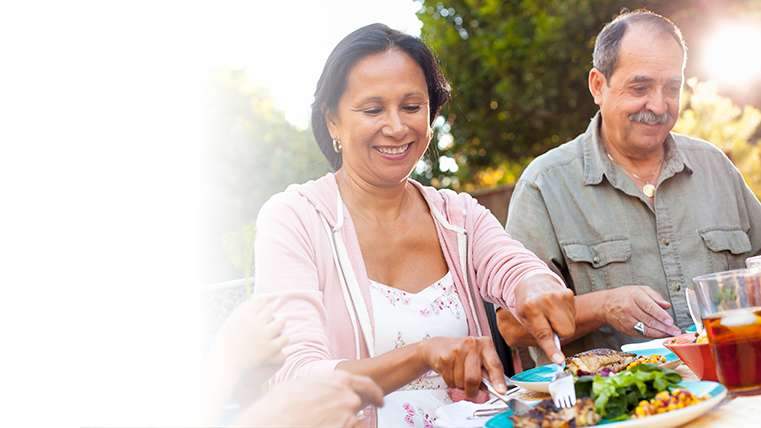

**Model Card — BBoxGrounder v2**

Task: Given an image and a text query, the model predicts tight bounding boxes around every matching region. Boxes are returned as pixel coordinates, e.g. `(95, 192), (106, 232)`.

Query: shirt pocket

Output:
(561, 238), (632, 293)
(698, 227), (752, 272)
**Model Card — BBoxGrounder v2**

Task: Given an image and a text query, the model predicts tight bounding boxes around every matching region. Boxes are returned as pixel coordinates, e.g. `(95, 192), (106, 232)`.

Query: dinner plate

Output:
(485, 380), (727, 428)
(510, 349), (679, 393)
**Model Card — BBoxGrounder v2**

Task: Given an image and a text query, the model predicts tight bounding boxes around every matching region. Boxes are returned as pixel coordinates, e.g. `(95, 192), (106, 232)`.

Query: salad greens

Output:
(574, 364), (682, 420)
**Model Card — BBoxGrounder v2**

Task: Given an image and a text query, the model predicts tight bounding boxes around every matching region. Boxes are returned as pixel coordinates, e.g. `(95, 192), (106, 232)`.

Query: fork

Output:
(548, 334), (576, 409)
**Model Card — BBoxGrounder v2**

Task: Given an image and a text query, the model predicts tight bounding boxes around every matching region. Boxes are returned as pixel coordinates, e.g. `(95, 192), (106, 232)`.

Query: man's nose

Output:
(646, 89), (668, 116)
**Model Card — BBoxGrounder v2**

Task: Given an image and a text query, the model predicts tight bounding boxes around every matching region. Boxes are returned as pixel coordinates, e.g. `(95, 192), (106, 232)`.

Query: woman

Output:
(254, 23), (575, 427)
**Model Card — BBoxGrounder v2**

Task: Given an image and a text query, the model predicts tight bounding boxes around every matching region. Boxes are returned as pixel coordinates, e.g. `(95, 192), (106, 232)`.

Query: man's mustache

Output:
(628, 110), (672, 125)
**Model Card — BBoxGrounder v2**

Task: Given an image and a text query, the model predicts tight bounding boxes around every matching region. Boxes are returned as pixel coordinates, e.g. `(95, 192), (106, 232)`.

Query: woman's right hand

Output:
(417, 336), (506, 399)
(512, 274), (575, 364)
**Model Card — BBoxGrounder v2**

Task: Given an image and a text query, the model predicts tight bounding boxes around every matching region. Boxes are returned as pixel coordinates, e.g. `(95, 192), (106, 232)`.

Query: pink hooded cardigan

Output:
(254, 173), (564, 422)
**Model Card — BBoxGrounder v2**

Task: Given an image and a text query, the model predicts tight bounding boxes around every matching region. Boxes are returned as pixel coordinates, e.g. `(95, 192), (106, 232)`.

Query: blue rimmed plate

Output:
(510, 349), (679, 393)
(485, 380), (727, 428)
(509, 363), (563, 392)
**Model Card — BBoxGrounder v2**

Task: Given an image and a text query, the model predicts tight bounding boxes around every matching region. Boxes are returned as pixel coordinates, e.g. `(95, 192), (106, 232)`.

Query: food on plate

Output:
(574, 364), (682, 420)
(510, 397), (601, 428)
(633, 389), (707, 417)
(564, 349), (637, 376)
(695, 331), (709, 344)
(625, 354), (666, 370)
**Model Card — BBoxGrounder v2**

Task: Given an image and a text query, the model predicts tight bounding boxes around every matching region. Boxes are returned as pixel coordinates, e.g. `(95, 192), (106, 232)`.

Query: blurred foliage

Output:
(674, 78), (761, 198)
(204, 71), (330, 281)
(416, 0), (699, 190)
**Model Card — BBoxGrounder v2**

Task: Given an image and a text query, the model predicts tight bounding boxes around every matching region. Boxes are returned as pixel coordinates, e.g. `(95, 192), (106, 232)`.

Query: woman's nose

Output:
(382, 110), (408, 139)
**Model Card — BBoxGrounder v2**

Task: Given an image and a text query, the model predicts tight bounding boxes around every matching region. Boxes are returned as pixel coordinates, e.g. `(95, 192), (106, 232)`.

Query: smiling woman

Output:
(252, 22), (576, 428)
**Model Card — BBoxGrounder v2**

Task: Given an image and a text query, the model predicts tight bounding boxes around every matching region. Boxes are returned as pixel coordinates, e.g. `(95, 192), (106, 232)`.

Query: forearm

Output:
(336, 343), (429, 394)
(499, 291), (608, 346)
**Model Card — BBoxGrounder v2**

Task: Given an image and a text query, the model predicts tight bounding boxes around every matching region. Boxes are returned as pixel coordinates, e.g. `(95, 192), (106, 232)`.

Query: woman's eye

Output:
(403, 104), (422, 112)
(362, 107), (382, 115)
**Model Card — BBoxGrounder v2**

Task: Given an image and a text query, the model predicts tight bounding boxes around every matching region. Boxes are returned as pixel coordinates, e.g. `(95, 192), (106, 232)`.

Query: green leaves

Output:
(581, 364), (682, 420)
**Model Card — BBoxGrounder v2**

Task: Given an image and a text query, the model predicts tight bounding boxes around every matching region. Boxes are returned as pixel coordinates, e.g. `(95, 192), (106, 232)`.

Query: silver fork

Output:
(548, 334), (576, 409)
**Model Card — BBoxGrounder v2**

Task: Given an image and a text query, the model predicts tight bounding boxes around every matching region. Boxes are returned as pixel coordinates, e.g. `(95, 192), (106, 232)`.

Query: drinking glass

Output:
(692, 268), (761, 395)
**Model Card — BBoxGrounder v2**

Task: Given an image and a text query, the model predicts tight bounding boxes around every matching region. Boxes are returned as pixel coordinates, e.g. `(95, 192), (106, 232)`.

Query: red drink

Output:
(703, 307), (761, 395)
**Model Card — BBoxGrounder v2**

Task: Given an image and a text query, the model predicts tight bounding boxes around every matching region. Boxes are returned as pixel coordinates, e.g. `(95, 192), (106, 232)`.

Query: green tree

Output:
(203, 71), (330, 281)
(674, 79), (761, 198)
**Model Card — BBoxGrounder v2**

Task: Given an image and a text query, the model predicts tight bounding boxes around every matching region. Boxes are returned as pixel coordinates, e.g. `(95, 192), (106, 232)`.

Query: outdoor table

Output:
(504, 363), (761, 427)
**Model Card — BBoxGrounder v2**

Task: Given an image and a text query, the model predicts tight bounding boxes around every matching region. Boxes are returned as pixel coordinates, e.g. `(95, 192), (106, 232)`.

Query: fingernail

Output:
(552, 353), (564, 364)
(496, 383), (507, 394)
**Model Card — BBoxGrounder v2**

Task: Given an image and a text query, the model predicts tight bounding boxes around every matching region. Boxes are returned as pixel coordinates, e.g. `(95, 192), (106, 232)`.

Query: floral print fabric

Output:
(369, 272), (468, 427)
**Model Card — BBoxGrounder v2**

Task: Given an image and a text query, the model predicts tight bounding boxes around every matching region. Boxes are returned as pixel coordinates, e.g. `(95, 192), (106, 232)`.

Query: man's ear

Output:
(588, 68), (606, 106)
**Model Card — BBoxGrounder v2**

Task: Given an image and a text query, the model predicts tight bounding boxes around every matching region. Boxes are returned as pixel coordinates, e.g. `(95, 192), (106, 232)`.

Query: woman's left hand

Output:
(417, 336), (505, 400)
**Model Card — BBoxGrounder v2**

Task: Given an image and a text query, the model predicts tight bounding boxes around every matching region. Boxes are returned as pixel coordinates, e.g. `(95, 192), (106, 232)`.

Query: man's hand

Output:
(600, 286), (681, 337)
(240, 372), (384, 428)
(512, 274), (575, 364)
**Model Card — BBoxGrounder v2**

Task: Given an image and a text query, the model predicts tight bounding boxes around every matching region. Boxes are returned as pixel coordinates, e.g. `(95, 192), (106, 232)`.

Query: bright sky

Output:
(212, 0), (424, 128)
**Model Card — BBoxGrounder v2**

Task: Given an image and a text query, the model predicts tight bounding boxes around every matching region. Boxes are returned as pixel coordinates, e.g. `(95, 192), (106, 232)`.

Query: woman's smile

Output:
(373, 142), (414, 159)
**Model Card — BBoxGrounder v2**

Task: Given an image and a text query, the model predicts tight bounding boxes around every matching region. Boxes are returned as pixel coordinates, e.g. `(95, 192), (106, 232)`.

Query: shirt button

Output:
(662, 239), (670, 246)
(672, 282), (681, 291)
(593, 256), (600, 264)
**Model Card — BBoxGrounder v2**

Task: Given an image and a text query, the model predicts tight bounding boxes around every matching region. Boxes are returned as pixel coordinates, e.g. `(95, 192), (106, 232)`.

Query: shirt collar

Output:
(582, 111), (693, 186)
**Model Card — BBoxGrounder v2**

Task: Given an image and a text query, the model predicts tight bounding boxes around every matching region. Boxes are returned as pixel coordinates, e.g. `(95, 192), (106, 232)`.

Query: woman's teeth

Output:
(376, 143), (411, 155)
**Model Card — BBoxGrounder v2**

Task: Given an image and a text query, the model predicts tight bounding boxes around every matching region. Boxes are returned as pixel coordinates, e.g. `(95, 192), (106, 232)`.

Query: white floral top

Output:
(369, 272), (468, 428)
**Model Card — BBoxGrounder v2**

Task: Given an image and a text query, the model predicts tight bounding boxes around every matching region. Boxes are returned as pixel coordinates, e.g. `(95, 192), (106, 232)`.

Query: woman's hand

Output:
(512, 274), (575, 364)
(417, 336), (506, 399)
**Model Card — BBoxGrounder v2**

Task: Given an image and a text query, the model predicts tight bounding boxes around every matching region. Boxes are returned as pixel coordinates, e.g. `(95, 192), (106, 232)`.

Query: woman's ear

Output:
(324, 107), (340, 140)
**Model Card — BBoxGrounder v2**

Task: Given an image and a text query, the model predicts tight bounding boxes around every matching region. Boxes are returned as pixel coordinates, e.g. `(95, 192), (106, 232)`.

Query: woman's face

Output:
(326, 48), (432, 187)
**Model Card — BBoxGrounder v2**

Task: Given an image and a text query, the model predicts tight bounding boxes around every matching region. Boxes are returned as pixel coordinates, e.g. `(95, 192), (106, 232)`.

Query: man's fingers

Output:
(346, 375), (384, 408)
(627, 306), (675, 338)
(634, 293), (680, 336)
(640, 286), (672, 309)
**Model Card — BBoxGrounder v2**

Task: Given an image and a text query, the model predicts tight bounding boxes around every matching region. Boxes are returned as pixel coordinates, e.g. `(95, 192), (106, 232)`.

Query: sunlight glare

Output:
(703, 25), (761, 86)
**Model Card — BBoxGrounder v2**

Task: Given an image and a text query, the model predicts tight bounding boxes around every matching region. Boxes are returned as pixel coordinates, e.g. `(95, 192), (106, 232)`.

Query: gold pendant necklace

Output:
(606, 153), (662, 198)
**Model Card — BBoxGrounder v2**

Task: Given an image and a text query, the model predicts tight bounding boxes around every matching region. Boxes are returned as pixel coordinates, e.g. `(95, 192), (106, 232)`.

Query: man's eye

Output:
(632, 86), (647, 94)
(403, 104), (422, 112)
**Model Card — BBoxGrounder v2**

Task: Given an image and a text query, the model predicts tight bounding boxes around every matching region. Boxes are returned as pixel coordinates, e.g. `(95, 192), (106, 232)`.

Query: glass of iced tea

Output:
(693, 268), (761, 395)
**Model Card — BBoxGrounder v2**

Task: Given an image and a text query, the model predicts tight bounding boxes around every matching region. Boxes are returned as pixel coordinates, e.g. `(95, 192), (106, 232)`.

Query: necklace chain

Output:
(606, 152), (664, 198)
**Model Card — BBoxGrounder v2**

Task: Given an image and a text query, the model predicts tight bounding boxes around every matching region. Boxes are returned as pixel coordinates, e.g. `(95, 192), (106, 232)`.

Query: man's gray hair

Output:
(593, 9), (687, 82)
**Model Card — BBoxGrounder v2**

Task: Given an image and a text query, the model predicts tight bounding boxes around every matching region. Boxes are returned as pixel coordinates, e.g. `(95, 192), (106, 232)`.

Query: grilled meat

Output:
(510, 398), (601, 428)
(565, 348), (637, 376)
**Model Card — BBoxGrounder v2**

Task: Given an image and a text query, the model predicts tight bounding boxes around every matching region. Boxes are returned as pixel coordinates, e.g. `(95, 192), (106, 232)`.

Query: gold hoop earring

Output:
(332, 138), (342, 153)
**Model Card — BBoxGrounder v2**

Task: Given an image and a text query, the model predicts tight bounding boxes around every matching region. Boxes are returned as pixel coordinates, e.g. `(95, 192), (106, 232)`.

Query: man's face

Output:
(590, 25), (684, 157)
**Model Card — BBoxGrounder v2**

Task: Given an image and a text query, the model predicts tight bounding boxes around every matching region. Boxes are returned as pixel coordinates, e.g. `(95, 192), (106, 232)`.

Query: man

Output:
(498, 9), (761, 364)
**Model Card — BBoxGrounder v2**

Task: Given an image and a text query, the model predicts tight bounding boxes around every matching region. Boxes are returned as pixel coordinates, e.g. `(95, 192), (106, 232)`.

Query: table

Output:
(509, 363), (761, 426)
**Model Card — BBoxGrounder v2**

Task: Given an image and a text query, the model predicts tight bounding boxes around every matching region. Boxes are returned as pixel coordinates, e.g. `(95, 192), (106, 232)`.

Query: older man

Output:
(498, 9), (761, 364)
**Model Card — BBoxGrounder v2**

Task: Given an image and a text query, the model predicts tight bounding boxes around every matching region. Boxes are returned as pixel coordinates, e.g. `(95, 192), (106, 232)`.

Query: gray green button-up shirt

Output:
(506, 112), (761, 359)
